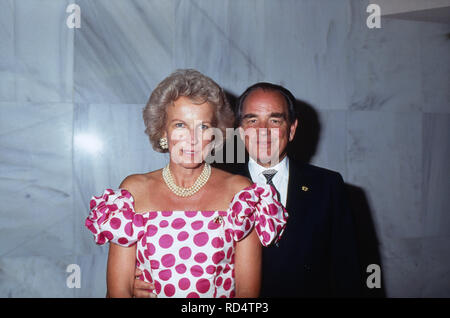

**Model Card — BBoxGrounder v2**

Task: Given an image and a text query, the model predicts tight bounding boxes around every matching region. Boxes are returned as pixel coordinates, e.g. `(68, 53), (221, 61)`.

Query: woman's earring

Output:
(159, 137), (168, 150)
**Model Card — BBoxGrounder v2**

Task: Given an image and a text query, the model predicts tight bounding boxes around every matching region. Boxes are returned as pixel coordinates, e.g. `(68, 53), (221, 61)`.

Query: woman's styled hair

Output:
(143, 69), (234, 152)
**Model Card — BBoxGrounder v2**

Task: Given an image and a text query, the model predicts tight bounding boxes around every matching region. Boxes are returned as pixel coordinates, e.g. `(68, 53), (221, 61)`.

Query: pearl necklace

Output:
(162, 163), (211, 197)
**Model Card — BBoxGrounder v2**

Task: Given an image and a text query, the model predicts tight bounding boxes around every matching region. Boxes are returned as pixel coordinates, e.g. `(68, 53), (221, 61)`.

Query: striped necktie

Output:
(262, 169), (281, 203)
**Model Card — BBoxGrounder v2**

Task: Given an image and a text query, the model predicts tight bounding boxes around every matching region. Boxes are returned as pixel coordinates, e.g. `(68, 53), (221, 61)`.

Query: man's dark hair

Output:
(235, 82), (297, 127)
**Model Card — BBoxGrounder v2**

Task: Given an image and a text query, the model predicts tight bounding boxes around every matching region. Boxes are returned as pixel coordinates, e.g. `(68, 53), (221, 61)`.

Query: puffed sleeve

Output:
(85, 188), (146, 247)
(227, 183), (288, 246)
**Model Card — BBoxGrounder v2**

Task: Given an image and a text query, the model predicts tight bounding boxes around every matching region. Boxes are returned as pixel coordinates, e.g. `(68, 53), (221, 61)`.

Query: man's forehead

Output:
(243, 89), (287, 112)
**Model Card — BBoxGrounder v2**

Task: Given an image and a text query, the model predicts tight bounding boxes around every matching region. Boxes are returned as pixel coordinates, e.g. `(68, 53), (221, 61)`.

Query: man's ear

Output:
(289, 119), (298, 142)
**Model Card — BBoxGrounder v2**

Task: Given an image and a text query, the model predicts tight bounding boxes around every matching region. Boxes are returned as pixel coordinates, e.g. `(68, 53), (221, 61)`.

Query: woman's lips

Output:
(181, 149), (200, 155)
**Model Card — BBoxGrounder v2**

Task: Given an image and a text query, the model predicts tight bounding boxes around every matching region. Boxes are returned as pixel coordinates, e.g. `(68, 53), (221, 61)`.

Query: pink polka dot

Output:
(262, 231), (270, 243)
(148, 212), (158, 220)
(191, 220), (204, 230)
(238, 190), (252, 201)
(223, 278), (232, 291)
(137, 230), (145, 240)
(212, 251), (225, 264)
(268, 203), (279, 215)
(178, 278), (190, 290)
(161, 254), (176, 267)
(154, 280), (161, 294)
(225, 229), (233, 242)
(124, 222), (133, 236)
(179, 246), (192, 260)
(268, 218), (275, 232)
(177, 231), (189, 241)
(234, 230), (244, 240)
(162, 211), (173, 217)
(245, 219), (252, 231)
(164, 283), (175, 297)
(201, 211), (215, 217)
(259, 214), (267, 227)
(159, 234), (173, 249)
(193, 232), (209, 247)
(190, 265), (204, 277)
(147, 243), (155, 256)
(175, 264), (187, 274)
(211, 237), (224, 248)
(171, 218), (186, 230)
(138, 250), (144, 263)
(122, 209), (133, 220)
(205, 265), (216, 274)
(102, 231), (113, 241)
(208, 220), (221, 230)
(216, 277), (223, 286)
(133, 214), (144, 227)
(194, 252), (207, 263)
(196, 279), (210, 294)
(143, 269), (152, 282)
(118, 237), (128, 245)
(110, 217), (121, 229)
(226, 246), (233, 259)
(232, 201), (242, 215)
(158, 269), (172, 281)
(187, 292), (199, 298)
(150, 260), (160, 269)
(159, 220), (169, 228)
(147, 225), (158, 237)
(185, 211), (197, 218)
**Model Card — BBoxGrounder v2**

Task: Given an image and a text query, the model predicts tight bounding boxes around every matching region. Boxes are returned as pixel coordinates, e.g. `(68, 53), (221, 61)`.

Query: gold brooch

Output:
(301, 186), (309, 192)
(214, 216), (223, 224)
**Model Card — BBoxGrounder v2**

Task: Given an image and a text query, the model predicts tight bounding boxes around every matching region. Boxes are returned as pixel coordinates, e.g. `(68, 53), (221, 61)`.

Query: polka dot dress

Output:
(85, 183), (288, 298)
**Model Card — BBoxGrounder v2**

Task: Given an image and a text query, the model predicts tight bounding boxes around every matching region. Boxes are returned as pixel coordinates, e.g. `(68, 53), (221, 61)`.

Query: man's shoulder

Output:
(290, 160), (343, 183)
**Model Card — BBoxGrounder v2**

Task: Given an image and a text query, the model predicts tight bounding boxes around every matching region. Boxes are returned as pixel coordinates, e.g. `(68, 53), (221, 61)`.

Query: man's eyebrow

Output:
(270, 112), (287, 118)
(242, 113), (257, 119)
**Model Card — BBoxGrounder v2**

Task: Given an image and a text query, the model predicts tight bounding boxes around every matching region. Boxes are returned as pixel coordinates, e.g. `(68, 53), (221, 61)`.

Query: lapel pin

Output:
(301, 186), (309, 192)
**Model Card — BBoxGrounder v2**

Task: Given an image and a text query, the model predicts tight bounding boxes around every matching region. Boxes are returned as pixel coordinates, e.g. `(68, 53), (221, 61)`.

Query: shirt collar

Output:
(248, 155), (289, 179)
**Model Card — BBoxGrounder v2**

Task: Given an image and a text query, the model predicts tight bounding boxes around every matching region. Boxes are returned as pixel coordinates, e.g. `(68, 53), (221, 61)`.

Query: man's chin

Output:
(250, 154), (281, 167)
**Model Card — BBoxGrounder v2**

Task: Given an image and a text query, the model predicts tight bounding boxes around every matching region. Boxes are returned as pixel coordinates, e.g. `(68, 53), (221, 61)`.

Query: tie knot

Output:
(262, 169), (277, 183)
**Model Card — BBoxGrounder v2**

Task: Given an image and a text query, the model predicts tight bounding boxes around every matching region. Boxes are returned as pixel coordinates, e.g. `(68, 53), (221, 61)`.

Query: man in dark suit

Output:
(226, 82), (361, 297)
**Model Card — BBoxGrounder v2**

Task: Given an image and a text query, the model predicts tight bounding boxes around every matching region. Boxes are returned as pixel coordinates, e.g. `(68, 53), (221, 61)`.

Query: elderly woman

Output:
(85, 69), (288, 298)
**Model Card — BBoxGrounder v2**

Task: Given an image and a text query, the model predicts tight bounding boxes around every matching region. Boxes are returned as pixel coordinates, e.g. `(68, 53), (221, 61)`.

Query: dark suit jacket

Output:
(220, 159), (361, 297)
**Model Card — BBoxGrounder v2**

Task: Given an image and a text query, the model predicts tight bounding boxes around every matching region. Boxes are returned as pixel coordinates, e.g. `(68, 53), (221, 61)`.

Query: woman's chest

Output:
(137, 211), (235, 267)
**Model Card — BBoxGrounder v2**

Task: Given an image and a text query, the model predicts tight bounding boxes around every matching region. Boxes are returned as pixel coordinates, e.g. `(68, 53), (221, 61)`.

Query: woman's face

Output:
(164, 96), (215, 168)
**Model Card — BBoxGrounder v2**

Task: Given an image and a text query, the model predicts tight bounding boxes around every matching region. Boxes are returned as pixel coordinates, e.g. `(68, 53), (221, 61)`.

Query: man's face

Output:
(239, 89), (298, 167)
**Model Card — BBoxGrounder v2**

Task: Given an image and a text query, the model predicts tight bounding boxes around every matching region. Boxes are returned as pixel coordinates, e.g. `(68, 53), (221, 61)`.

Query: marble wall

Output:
(0, 0), (448, 297)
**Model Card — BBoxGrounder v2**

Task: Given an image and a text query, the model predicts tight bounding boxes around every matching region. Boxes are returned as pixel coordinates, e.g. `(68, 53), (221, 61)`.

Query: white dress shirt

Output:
(247, 156), (289, 207)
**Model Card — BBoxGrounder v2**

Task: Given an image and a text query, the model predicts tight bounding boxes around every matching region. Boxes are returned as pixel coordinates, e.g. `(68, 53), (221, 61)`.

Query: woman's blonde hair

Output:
(143, 69), (234, 152)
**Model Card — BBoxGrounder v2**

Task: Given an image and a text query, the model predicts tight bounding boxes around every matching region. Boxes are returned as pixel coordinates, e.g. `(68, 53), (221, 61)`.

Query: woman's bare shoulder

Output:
(211, 167), (252, 193)
(119, 170), (162, 195)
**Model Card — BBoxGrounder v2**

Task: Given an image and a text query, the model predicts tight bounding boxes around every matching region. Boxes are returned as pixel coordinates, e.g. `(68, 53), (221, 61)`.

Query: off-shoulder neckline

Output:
(134, 210), (229, 215)
(116, 183), (260, 215)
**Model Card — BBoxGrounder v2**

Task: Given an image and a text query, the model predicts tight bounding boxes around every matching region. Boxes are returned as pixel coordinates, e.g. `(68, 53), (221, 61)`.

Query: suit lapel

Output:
(286, 160), (305, 212)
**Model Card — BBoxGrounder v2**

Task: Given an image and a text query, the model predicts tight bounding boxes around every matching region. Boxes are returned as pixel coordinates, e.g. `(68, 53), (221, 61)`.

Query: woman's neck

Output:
(168, 161), (205, 188)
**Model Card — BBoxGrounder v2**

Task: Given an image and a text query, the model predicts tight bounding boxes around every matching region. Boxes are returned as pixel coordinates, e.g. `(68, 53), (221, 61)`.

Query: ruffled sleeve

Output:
(227, 183), (288, 246)
(85, 189), (146, 247)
